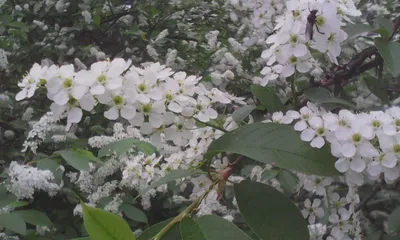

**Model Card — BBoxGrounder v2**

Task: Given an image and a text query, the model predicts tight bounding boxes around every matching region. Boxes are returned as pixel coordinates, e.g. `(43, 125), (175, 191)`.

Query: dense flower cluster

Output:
(256, 0), (361, 86)
(6, 161), (62, 200)
(271, 103), (400, 184)
(15, 60), (242, 137)
(4, 0), (400, 239)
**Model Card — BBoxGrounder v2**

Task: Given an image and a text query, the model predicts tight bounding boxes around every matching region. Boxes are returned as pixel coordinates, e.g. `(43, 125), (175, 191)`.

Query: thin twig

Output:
(355, 182), (383, 212)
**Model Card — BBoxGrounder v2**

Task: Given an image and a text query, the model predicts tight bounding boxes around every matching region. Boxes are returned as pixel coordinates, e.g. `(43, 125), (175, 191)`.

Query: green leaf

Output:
(262, 167), (281, 180)
(7, 201), (29, 208)
(251, 85), (285, 113)
(232, 105), (256, 124)
(363, 74), (389, 104)
(180, 217), (206, 240)
(139, 169), (200, 196)
(388, 207), (400, 232)
(0, 15), (13, 23)
(81, 202), (135, 240)
(0, 186), (17, 208)
(365, 231), (382, 240)
(375, 17), (393, 39)
(303, 88), (356, 109)
(207, 123), (339, 176)
(234, 180), (309, 240)
(57, 149), (101, 171)
(14, 210), (52, 226)
(193, 215), (253, 240)
(343, 23), (374, 40)
(7, 21), (29, 30)
(375, 38), (400, 77)
(136, 141), (158, 156)
(384, 237), (400, 240)
(98, 138), (137, 158)
(138, 218), (181, 240)
(276, 169), (299, 196)
(120, 204), (148, 223)
(93, 14), (101, 26)
(69, 238), (91, 240)
(0, 212), (26, 235)
(37, 158), (63, 185)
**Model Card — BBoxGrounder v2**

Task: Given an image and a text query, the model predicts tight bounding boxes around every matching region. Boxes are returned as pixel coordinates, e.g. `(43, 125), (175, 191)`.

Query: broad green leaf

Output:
(140, 169), (200, 196)
(57, 149), (100, 171)
(180, 217), (206, 240)
(232, 105), (256, 124)
(343, 23), (374, 40)
(14, 210), (52, 226)
(7, 201), (29, 208)
(98, 138), (137, 158)
(37, 158), (63, 185)
(363, 74), (389, 104)
(93, 15), (101, 26)
(304, 88), (356, 109)
(207, 123), (339, 176)
(0, 212), (26, 235)
(0, 15), (13, 23)
(251, 85), (285, 113)
(276, 169), (299, 196)
(69, 238), (91, 240)
(375, 38), (400, 77)
(365, 231), (382, 240)
(234, 180), (309, 240)
(81, 202), (135, 240)
(262, 167), (281, 180)
(7, 21), (29, 30)
(0, 185), (17, 208)
(375, 17), (393, 39)
(194, 215), (253, 240)
(138, 218), (180, 240)
(120, 204), (148, 223)
(388, 207), (400, 232)
(136, 141), (158, 156)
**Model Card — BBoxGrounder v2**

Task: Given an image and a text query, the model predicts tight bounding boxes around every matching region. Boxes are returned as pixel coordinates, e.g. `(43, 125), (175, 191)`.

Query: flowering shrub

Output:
(1, 0), (400, 239)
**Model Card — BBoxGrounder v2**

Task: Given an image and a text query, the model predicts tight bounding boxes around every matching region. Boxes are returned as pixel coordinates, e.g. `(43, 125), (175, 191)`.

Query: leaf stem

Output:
(152, 181), (218, 240)
(290, 76), (297, 106)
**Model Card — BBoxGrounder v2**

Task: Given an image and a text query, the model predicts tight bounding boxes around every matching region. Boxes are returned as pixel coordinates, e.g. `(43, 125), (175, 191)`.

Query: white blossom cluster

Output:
(271, 103), (400, 184)
(299, 174), (362, 239)
(260, 102), (400, 239)
(71, 120), (228, 213)
(255, 0), (361, 86)
(6, 161), (62, 200)
(21, 112), (63, 153)
(15, 60), (243, 140)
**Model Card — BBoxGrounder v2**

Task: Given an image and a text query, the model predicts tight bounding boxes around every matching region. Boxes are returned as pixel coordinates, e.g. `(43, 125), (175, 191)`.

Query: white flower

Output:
(16, 63), (47, 101)
(294, 106), (316, 131)
(301, 198), (324, 224)
(329, 209), (354, 237)
(190, 175), (212, 198)
(300, 116), (327, 148)
(88, 58), (131, 95)
(213, 157), (229, 171)
(272, 110), (300, 124)
(334, 155), (368, 173)
(164, 116), (195, 146)
(129, 100), (165, 134)
(193, 95), (218, 122)
(367, 153), (400, 181)
(303, 176), (332, 196)
(330, 192), (347, 213)
(46, 65), (89, 105)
